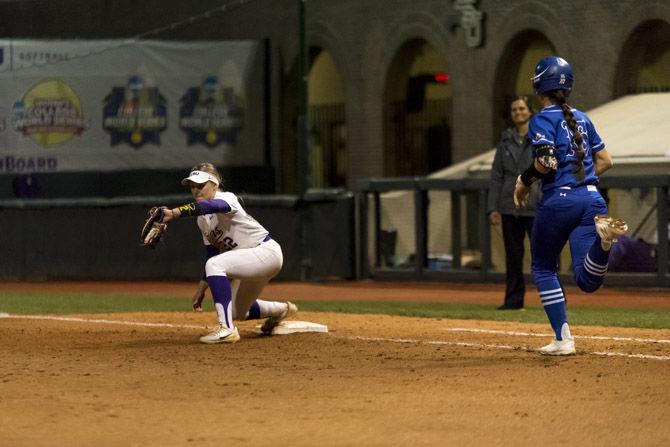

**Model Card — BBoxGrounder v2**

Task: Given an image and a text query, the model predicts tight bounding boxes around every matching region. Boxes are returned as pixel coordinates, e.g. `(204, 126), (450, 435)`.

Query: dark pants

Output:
(501, 214), (534, 308)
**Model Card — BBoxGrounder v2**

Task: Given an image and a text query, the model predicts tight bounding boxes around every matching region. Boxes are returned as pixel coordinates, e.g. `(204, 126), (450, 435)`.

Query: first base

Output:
(254, 320), (328, 335)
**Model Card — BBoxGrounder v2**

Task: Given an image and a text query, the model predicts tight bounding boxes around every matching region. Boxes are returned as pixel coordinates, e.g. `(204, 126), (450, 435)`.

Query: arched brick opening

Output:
(383, 39), (451, 177)
(614, 19), (670, 97)
(492, 30), (555, 142)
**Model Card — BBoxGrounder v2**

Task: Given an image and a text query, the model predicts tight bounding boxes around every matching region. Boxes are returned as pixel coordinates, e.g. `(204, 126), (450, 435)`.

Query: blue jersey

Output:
(529, 105), (605, 192)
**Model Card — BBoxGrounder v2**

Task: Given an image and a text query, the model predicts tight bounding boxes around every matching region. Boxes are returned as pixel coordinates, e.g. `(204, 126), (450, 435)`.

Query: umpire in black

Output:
(488, 96), (541, 310)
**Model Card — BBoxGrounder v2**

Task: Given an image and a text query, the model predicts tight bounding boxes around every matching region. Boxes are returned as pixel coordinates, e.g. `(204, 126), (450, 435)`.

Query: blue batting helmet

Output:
(531, 56), (573, 94)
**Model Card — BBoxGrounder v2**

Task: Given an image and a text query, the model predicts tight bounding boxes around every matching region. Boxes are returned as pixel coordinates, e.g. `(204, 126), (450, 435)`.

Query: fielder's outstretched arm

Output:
(162, 199), (232, 222)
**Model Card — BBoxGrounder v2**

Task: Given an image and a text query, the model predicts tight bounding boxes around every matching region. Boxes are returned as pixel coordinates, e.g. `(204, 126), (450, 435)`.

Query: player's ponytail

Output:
(191, 162), (223, 189)
(549, 90), (585, 179)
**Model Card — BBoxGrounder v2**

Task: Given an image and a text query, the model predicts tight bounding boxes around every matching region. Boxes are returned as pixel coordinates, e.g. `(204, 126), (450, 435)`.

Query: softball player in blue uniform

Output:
(514, 56), (628, 355)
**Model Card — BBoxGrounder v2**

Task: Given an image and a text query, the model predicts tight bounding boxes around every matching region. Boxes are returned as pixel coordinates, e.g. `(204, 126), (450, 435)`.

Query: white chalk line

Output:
(446, 327), (670, 344)
(2, 313), (669, 361)
(0, 313), (203, 330)
(347, 335), (521, 351)
(348, 335), (670, 361)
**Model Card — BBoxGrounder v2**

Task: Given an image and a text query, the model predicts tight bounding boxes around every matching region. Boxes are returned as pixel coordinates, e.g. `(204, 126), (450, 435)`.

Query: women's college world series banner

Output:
(0, 39), (265, 173)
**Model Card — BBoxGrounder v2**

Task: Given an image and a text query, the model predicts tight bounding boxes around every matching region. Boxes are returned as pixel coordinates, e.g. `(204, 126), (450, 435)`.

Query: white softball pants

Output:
(205, 239), (283, 320)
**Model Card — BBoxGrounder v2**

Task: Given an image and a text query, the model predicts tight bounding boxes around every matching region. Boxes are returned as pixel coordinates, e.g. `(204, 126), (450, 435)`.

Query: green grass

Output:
(296, 300), (670, 329)
(1, 292), (669, 329)
(0, 292), (211, 315)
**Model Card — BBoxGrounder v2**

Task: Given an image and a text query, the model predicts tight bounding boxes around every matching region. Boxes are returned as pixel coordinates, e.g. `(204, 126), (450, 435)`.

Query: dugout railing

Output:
(354, 174), (670, 287)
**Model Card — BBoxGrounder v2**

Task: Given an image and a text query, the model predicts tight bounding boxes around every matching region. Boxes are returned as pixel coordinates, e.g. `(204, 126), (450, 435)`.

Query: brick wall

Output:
(0, 0), (667, 190)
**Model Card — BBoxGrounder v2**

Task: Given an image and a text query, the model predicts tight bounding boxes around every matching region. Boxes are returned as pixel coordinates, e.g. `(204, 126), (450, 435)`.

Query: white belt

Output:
(558, 185), (598, 192)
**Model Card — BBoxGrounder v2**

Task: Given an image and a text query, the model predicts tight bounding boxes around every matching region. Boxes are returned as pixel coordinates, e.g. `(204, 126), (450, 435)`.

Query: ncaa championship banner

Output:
(0, 39), (264, 173)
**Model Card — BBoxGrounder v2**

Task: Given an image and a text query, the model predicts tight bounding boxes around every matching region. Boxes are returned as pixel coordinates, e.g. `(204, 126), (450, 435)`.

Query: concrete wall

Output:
(0, 192), (355, 281)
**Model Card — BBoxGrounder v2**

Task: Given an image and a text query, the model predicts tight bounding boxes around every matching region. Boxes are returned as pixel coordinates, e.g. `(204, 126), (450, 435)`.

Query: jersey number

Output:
(561, 120), (589, 157)
(222, 236), (238, 251)
(209, 229), (238, 251)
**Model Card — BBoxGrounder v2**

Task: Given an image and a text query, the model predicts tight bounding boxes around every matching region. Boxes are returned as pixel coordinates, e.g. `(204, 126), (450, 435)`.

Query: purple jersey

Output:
(529, 105), (605, 192)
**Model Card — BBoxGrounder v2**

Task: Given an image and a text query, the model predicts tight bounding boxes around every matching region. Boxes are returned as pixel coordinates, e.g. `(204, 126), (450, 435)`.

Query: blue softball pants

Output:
(531, 185), (610, 339)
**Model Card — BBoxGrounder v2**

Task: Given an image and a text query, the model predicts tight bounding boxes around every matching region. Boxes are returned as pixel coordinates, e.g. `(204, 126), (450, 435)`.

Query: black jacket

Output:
(487, 127), (541, 217)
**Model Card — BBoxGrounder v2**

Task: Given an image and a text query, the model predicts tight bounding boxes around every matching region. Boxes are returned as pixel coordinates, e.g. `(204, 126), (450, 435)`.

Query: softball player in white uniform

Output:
(162, 163), (297, 344)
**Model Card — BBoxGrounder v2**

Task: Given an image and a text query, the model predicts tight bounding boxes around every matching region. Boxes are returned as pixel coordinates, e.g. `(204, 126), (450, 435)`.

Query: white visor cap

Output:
(181, 170), (220, 187)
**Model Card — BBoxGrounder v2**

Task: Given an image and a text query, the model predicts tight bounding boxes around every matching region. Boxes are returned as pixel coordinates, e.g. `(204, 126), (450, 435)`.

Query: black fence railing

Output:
(355, 174), (670, 287)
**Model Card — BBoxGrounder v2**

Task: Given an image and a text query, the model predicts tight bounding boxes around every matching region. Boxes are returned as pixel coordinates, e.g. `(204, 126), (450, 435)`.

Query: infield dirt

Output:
(1, 281), (669, 446)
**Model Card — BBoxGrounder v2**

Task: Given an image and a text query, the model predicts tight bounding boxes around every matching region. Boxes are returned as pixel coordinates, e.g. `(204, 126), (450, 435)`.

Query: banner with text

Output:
(0, 39), (265, 173)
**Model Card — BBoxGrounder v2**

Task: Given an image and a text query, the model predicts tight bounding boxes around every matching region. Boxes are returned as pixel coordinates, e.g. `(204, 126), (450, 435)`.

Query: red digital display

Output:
(433, 73), (449, 83)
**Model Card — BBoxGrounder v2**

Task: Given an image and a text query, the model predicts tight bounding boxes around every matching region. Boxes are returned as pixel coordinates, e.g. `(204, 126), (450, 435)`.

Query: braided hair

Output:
(547, 90), (585, 179)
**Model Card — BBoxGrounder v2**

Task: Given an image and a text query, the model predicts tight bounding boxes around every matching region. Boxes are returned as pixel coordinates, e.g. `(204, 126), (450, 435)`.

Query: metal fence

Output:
(355, 174), (670, 287)
(310, 103), (346, 188)
(385, 100), (452, 176)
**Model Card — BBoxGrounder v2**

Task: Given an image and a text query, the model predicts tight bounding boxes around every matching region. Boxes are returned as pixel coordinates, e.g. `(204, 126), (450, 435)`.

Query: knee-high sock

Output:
(245, 301), (261, 320)
(537, 280), (569, 340)
(575, 240), (610, 293)
(207, 275), (233, 329)
(244, 300), (287, 320)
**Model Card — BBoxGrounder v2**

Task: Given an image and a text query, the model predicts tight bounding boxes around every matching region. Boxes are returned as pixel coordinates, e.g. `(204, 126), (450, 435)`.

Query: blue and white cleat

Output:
(261, 301), (298, 335)
(199, 325), (240, 344)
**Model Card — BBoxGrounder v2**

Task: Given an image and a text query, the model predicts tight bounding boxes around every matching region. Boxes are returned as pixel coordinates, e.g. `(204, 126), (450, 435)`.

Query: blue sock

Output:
(537, 280), (568, 340)
(246, 301), (261, 320)
(207, 275), (233, 328)
(589, 234), (611, 263)
(576, 240), (610, 292)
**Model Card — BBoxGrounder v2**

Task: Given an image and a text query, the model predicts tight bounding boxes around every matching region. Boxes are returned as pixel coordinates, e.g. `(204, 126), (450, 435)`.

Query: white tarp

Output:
(464, 92), (670, 176)
(377, 93), (670, 268)
(0, 39), (263, 173)
(587, 92), (670, 161)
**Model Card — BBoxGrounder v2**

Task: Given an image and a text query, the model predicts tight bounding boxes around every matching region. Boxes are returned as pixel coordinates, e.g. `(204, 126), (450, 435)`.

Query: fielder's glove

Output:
(140, 206), (168, 248)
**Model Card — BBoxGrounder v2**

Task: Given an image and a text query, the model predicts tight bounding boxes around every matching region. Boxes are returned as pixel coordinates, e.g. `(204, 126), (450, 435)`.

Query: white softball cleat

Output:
(539, 338), (576, 356)
(199, 325), (240, 344)
(261, 301), (298, 335)
(594, 215), (628, 251)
